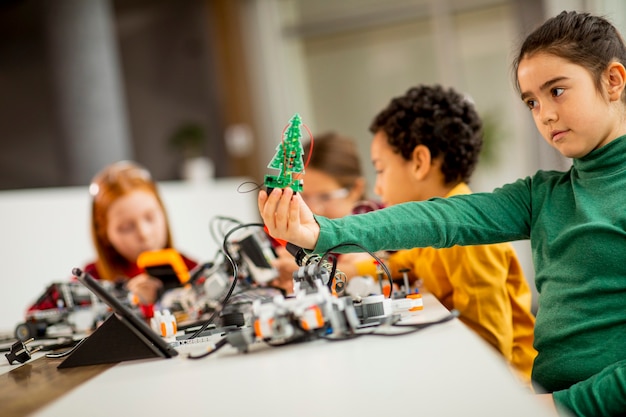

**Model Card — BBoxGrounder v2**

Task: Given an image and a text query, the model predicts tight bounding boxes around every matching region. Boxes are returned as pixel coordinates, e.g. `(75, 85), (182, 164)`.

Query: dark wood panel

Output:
(0, 356), (114, 417)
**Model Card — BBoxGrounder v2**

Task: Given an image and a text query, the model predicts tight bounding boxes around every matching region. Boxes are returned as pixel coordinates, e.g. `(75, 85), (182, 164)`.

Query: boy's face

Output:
(370, 131), (421, 206)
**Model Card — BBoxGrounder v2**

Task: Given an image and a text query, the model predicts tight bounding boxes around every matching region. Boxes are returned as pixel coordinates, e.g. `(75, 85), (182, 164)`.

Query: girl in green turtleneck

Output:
(259, 10), (626, 417)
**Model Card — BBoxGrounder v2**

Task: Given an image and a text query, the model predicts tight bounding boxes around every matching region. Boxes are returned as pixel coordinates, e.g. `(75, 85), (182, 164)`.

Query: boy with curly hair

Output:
(353, 85), (537, 381)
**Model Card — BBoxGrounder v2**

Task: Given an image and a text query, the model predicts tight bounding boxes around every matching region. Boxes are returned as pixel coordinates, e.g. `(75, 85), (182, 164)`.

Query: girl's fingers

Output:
(258, 189), (272, 227)
(259, 187), (294, 236)
(259, 188), (280, 229)
(273, 188), (292, 231)
(289, 192), (302, 232)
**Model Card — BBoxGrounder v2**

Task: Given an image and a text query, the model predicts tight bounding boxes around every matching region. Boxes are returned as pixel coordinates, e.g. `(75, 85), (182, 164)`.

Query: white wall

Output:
(242, 0), (540, 310)
(0, 178), (259, 333)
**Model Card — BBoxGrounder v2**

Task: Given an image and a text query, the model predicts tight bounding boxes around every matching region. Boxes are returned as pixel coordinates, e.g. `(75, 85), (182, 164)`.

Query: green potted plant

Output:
(168, 122), (214, 181)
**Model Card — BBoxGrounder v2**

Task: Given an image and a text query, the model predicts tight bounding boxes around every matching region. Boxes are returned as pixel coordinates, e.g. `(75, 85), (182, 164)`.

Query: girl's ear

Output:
(410, 145), (432, 181)
(606, 61), (626, 101)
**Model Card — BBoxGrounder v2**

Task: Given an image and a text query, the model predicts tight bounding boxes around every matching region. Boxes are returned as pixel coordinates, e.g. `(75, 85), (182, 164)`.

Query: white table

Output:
(31, 293), (556, 417)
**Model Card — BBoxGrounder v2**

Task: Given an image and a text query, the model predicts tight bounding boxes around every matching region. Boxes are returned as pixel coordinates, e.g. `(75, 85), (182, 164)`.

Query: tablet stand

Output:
(58, 313), (167, 369)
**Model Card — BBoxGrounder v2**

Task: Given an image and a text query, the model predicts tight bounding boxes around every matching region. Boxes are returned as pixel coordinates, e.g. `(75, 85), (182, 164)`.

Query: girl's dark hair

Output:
(369, 84), (483, 185)
(512, 10), (626, 102)
(302, 132), (364, 195)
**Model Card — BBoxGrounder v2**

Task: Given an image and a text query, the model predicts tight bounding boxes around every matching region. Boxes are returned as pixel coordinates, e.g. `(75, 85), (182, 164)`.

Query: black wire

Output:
(186, 337), (229, 359)
(187, 310), (221, 340)
(209, 216), (243, 248)
(185, 230), (453, 352)
(320, 332), (364, 342)
(321, 310), (459, 341)
(186, 257), (236, 339)
(44, 337), (87, 358)
(187, 222), (266, 339)
(219, 222), (268, 304)
(186, 310), (458, 361)
(321, 242), (394, 297)
(184, 216), (243, 339)
(236, 181), (264, 194)
(262, 316), (330, 348)
(367, 309), (460, 337)
(262, 332), (313, 347)
(328, 255), (338, 292)
(0, 337), (83, 355)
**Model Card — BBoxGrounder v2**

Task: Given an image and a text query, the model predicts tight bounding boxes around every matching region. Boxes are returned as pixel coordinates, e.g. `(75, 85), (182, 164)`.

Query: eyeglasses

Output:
(301, 188), (350, 206)
(89, 161), (153, 198)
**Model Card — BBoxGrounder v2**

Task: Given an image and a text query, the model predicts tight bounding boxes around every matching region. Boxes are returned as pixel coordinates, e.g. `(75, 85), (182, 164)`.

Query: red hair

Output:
(89, 161), (173, 281)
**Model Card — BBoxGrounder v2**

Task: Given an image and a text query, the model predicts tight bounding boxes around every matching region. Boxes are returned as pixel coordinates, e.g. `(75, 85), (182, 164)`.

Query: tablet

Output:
(72, 267), (179, 358)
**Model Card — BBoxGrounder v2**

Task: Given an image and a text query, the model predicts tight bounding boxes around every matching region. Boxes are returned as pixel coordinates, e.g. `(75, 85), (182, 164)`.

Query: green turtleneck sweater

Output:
(314, 136), (626, 416)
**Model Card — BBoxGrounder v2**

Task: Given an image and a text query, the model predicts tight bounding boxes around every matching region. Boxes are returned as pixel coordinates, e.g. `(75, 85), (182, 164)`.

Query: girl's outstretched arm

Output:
(258, 187), (320, 250)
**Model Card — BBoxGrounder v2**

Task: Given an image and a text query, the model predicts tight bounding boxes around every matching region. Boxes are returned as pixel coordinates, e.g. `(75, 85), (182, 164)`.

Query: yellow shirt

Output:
(355, 183), (537, 381)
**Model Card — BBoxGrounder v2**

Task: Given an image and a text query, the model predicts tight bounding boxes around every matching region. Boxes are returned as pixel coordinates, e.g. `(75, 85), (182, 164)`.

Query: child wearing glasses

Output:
(269, 132), (380, 294)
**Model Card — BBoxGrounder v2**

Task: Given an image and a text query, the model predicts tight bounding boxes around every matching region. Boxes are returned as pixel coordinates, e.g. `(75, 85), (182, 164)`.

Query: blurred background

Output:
(2, 0), (625, 192)
(1, 0), (625, 323)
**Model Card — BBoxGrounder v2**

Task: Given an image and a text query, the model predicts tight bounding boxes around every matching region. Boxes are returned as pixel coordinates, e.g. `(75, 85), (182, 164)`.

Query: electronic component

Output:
(392, 294), (423, 314)
(154, 219), (455, 360)
(225, 278), (360, 353)
(345, 276), (378, 298)
(229, 228), (278, 284)
(14, 281), (113, 341)
(150, 310), (177, 340)
(264, 113), (306, 193)
(353, 294), (392, 324)
(137, 248), (191, 291)
(5, 338), (42, 365)
(285, 242), (346, 296)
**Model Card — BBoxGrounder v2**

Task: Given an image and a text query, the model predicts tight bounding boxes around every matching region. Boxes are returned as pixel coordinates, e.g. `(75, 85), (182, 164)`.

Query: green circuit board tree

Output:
(264, 113), (305, 192)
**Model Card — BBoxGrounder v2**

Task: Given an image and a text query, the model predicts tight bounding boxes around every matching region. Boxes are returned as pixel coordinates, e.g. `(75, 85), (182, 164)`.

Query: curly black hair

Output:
(369, 85), (483, 184)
